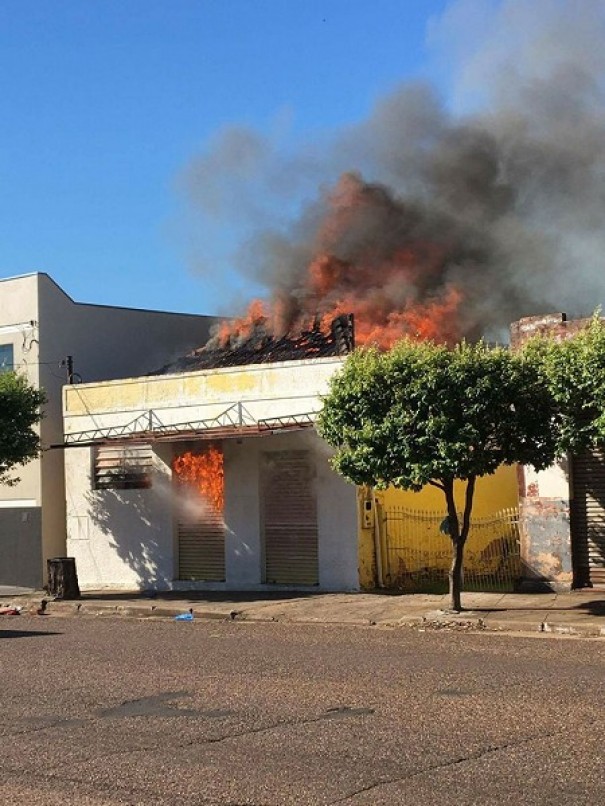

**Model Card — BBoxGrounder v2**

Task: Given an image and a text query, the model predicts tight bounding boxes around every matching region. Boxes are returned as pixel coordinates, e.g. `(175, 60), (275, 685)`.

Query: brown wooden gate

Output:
(261, 451), (319, 585)
(571, 449), (605, 587)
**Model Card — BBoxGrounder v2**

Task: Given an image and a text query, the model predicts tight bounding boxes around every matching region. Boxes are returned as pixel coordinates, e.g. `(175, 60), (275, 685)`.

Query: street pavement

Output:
(3, 588), (605, 636)
(1, 617), (604, 805)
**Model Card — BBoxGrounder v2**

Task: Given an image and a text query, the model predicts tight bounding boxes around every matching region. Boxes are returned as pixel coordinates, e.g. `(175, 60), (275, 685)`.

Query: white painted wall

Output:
(63, 356), (347, 437)
(65, 443), (175, 590)
(519, 458), (573, 589)
(38, 272), (217, 575)
(0, 274), (41, 502)
(523, 462), (569, 499)
(222, 431), (359, 591)
(64, 353), (359, 592)
(65, 404), (359, 591)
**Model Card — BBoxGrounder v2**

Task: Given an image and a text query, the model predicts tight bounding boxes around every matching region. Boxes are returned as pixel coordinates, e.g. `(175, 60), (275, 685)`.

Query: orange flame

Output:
(217, 299), (266, 348)
(172, 446), (224, 512)
(214, 173), (466, 350)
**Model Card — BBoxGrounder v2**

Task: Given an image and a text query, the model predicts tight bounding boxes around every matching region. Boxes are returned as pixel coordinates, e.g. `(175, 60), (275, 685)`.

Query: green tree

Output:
(0, 372), (45, 486)
(523, 314), (605, 454)
(318, 340), (557, 611)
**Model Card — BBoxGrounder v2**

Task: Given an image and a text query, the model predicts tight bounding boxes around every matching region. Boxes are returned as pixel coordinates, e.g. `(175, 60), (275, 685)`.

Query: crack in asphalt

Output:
(0, 699), (378, 764)
(3, 716), (89, 738)
(4, 691), (232, 739)
(0, 763), (273, 806)
(3, 699), (598, 805)
(330, 723), (584, 803)
(94, 703), (376, 761)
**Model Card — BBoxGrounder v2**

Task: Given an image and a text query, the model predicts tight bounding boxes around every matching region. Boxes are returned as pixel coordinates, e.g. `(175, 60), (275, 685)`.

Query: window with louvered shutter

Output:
(94, 444), (153, 490)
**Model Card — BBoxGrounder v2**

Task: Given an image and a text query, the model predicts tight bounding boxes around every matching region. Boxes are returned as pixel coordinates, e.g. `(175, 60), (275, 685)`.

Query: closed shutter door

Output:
(174, 444), (225, 582)
(178, 511), (225, 581)
(262, 451), (319, 585)
(571, 449), (605, 587)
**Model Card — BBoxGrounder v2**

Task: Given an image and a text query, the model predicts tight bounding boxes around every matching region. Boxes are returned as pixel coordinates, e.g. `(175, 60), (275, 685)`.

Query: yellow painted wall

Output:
(357, 487), (377, 589)
(377, 463), (519, 514)
(357, 464), (520, 590)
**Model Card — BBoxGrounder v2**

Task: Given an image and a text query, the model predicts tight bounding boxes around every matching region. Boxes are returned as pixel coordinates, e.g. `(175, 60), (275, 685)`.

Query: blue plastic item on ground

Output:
(174, 612), (194, 621)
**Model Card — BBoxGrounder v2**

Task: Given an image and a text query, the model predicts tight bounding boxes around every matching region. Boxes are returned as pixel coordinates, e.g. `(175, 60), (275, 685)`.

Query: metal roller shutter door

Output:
(571, 449), (605, 587)
(261, 451), (319, 585)
(177, 511), (225, 581)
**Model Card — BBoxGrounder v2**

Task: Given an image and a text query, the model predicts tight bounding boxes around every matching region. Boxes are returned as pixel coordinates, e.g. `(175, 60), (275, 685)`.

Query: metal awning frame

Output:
(58, 403), (318, 448)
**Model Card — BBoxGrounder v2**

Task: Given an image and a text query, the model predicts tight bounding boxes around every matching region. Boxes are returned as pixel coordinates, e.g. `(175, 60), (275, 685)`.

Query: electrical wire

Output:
(11, 359), (70, 367)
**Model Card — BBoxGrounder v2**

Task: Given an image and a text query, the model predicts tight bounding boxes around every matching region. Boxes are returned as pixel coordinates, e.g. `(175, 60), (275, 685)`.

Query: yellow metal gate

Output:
(382, 506), (521, 592)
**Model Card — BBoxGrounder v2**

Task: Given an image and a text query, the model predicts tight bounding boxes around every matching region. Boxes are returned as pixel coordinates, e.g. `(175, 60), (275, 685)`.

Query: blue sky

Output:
(1, 1), (452, 315)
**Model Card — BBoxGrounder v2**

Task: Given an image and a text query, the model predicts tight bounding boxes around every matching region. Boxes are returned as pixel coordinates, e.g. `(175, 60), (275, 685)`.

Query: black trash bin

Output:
(47, 557), (81, 599)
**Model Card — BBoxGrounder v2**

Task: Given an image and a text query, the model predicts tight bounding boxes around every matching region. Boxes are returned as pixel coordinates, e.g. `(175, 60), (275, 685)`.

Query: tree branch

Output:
(442, 478), (460, 543)
(428, 479), (445, 491)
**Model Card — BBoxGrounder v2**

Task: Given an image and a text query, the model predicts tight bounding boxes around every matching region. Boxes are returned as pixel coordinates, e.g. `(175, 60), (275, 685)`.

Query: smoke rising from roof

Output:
(183, 0), (605, 345)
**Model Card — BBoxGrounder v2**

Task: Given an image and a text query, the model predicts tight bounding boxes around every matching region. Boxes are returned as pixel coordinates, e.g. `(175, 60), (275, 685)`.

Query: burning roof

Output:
(153, 313), (355, 375)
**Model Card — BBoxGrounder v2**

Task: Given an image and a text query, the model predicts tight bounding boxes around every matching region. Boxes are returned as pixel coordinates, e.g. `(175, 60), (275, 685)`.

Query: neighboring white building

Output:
(62, 357), (360, 592)
(0, 272), (218, 588)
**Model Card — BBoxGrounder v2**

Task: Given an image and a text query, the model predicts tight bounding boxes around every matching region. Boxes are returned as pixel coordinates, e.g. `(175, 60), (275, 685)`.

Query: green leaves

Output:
(0, 372), (45, 485)
(318, 337), (558, 491)
(522, 314), (605, 454)
(319, 315), (605, 498)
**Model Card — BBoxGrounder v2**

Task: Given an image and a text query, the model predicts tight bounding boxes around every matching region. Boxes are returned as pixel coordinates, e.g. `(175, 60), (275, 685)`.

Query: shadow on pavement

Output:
(0, 628), (62, 640)
(468, 595), (605, 614)
(79, 590), (324, 604)
(571, 599), (605, 615)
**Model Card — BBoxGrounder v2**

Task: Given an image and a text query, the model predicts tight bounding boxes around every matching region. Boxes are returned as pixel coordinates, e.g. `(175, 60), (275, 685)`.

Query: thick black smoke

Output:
(182, 0), (605, 342)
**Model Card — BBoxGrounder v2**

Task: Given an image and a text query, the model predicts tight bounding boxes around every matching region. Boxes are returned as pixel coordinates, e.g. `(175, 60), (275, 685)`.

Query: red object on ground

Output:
(0, 607), (20, 616)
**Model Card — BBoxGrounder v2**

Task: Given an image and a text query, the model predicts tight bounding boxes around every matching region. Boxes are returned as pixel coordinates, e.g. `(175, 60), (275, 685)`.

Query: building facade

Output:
(61, 351), (525, 595)
(60, 309), (605, 595)
(0, 272), (217, 588)
(62, 357), (360, 592)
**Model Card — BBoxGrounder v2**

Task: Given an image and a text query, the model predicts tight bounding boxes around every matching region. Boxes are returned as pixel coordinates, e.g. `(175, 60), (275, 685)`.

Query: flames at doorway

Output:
(172, 443), (226, 582)
(172, 444), (224, 514)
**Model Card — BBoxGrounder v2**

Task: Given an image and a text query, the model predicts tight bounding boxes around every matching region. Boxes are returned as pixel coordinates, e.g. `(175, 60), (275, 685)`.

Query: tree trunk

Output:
(441, 476), (476, 613)
(449, 538), (465, 612)
(47, 557), (80, 600)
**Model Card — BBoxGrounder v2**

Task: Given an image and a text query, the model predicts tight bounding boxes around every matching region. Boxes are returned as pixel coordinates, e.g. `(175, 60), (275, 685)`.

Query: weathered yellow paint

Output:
(377, 464), (518, 515)
(357, 464), (520, 589)
(357, 487), (377, 589)
(65, 381), (151, 414)
(65, 367), (285, 416)
(204, 371), (259, 395)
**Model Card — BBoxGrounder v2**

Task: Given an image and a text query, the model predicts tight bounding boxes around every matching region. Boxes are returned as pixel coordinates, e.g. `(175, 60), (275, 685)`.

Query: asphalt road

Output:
(1, 618), (604, 805)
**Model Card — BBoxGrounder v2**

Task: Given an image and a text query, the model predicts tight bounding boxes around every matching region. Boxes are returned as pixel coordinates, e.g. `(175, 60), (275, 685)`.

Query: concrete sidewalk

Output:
(3, 588), (605, 637)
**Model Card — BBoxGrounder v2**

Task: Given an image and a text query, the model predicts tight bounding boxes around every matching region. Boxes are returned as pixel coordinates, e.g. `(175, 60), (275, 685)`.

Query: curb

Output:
(4, 598), (605, 637)
(540, 621), (605, 637)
